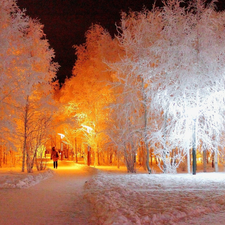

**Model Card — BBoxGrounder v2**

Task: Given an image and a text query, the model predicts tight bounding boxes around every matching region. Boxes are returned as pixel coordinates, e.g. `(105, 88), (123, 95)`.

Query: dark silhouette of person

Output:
(51, 147), (59, 169)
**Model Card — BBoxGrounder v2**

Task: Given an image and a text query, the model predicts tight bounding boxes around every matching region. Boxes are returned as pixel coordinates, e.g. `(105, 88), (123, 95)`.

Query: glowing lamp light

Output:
(82, 125), (93, 133)
(57, 133), (65, 139)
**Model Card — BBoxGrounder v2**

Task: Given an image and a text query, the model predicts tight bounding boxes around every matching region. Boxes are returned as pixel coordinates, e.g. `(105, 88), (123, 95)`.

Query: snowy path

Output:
(0, 161), (97, 225)
(2, 164), (225, 225)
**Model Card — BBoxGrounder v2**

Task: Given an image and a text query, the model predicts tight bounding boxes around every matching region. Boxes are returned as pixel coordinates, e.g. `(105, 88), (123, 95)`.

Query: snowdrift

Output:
(84, 172), (225, 225)
(0, 168), (54, 189)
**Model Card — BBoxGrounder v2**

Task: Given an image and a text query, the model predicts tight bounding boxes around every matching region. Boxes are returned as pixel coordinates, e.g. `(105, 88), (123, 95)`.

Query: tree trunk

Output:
(214, 134), (219, 172)
(117, 147), (120, 169)
(75, 137), (78, 163)
(28, 148), (38, 173)
(0, 143), (2, 168)
(94, 143), (98, 167)
(97, 147), (100, 165)
(141, 78), (151, 174)
(212, 151), (215, 168)
(214, 150), (218, 172)
(124, 142), (136, 173)
(223, 148), (225, 172)
(87, 146), (91, 166)
(22, 96), (29, 172)
(192, 119), (197, 175)
(139, 143), (146, 170)
(163, 111), (167, 173)
(187, 148), (191, 173)
(150, 147), (153, 166)
(109, 152), (112, 164)
(203, 149), (207, 172)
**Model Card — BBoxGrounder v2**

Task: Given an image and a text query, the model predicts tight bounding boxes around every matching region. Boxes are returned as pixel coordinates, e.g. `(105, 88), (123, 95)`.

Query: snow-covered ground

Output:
(0, 167), (54, 188)
(1, 163), (225, 224)
(0, 161), (96, 225)
(84, 166), (225, 225)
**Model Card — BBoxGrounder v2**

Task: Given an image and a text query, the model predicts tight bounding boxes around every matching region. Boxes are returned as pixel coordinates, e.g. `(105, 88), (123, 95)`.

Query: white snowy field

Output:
(84, 167), (225, 225)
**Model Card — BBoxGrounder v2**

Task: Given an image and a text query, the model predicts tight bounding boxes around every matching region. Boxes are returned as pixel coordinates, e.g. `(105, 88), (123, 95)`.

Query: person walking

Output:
(51, 147), (59, 169)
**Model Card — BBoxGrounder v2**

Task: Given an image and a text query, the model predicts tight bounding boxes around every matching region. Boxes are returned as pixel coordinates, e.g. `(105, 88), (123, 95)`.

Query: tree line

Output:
(1, 0), (225, 174)
(60, 0), (225, 174)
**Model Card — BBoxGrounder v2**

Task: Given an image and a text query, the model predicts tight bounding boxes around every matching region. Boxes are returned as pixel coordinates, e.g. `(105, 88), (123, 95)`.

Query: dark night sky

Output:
(16, 0), (162, 84)
(17, 0), (225, 84)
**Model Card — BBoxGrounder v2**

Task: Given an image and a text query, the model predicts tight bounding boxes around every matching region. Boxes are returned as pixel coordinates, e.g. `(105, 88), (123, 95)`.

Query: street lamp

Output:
(82, 125), (93, 133)
(58, 133), (65, 139)
(57, 133), (65, 160)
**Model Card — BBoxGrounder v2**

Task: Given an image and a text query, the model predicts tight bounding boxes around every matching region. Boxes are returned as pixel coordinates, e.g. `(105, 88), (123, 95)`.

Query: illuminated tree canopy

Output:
(2, 0), (225, 174)
(56, 0), (225, 173)
(0, 0), (58, 172)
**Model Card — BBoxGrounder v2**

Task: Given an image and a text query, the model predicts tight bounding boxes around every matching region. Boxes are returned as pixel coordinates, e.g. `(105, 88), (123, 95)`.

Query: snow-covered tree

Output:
(0, 0), (26, 143)
(60, 25), (116, 166)
(106, 0), (225, 174)
(149, 0), (225, 173)
(0, 0), (58, 172)
(107, 8), (163, 173)
(15, 19), (58, 172)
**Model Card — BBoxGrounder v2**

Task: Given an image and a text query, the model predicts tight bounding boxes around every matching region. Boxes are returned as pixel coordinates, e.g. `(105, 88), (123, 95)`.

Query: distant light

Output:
(82, 125), (93, 133)
(57, 133), (65, 139)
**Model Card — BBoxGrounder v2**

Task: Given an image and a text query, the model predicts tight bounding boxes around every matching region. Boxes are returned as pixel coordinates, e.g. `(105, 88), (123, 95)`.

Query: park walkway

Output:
(0, 161), (97, 225)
